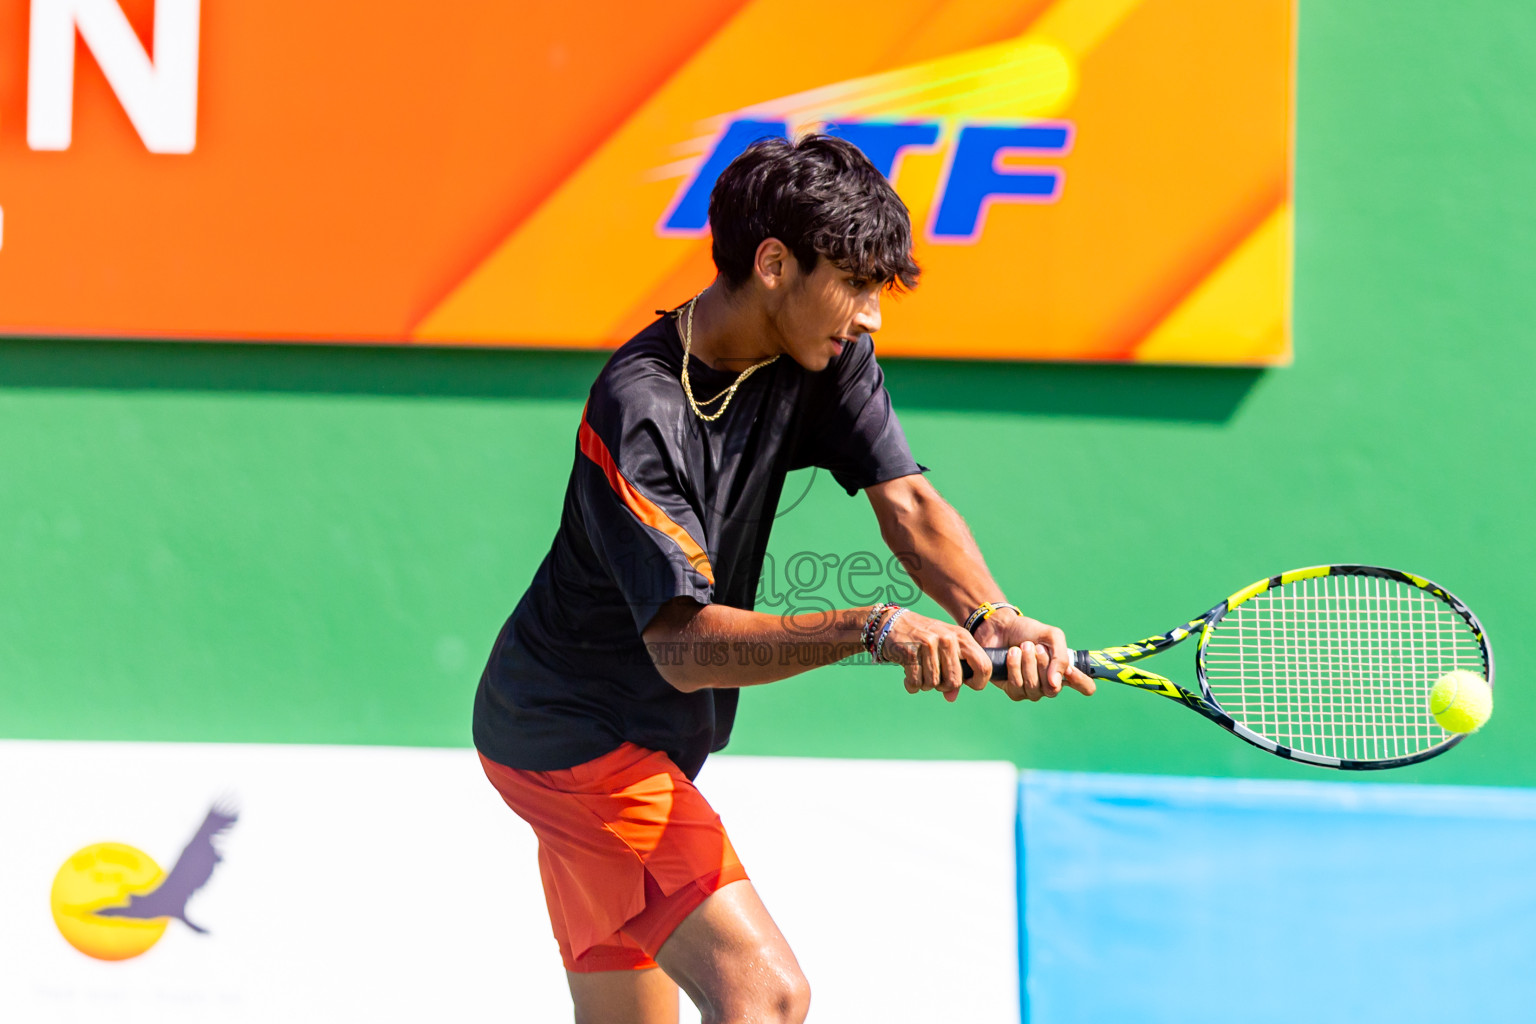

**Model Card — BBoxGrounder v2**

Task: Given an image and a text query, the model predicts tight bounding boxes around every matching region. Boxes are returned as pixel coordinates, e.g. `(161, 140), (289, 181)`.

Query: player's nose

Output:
(853, 292), (882, 335)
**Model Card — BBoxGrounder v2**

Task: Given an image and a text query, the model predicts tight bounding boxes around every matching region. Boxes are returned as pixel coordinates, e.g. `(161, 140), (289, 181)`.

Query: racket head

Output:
(1193, 565), (1493, 769)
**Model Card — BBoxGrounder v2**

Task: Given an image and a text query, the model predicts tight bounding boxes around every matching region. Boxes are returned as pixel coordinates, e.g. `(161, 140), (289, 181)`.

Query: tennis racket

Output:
(977, 564), (1494, 770)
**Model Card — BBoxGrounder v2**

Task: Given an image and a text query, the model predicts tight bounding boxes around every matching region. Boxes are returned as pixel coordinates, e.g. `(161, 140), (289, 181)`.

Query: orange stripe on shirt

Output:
(578, 413), (715, 585)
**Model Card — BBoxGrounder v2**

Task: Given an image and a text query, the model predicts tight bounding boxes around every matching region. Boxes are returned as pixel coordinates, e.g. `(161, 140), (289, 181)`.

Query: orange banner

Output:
(0, 0), (1292, 363)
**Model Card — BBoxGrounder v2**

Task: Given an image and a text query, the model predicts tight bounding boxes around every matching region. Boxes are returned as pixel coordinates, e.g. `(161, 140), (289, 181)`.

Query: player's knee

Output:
(754, 960), (811, 1024)
(703, 958), (810, 1024)
(778, 966), (811, 1022)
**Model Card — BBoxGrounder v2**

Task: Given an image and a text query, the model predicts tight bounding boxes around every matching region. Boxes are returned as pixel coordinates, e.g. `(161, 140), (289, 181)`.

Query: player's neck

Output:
(687, 280), (782, 372)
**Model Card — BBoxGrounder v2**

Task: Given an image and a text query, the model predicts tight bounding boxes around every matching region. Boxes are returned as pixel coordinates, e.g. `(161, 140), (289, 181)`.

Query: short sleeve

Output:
(575, 394), (715, 634)
(799, 336), (926, 495)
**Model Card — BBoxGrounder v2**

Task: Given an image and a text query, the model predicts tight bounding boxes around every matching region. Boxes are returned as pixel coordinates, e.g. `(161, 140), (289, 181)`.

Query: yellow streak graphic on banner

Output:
(415, 0), (1141, 345)
(734, 41), (1074, 130)
(1133, 205), (1291, 365)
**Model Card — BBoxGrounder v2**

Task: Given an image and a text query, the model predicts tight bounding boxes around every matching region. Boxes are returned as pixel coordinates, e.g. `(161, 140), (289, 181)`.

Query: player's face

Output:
(775, 257), (884, 371)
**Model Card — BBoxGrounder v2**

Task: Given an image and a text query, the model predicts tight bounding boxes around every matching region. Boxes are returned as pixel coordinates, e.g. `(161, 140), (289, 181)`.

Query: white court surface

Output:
(0, 741), (1019, 1023)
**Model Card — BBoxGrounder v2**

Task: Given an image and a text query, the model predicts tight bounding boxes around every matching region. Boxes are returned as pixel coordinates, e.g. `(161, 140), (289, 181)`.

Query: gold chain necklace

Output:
(678, 294), (779, 423)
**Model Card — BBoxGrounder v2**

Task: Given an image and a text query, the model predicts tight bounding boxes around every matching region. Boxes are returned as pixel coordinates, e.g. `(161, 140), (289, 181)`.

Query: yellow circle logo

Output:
(50, 842), (170, 961)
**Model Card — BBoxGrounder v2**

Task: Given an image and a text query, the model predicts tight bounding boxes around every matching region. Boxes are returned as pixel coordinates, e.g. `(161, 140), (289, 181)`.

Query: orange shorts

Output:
(479, 742), (748, 973)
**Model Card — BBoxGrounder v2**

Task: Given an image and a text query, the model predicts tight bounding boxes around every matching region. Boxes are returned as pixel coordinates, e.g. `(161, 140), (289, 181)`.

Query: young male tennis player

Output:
(474, 134), (1095, 1024)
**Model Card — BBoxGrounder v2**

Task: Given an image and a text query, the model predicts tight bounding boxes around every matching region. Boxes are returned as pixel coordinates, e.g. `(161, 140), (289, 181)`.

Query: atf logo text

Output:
(660, 118), (1075, 244)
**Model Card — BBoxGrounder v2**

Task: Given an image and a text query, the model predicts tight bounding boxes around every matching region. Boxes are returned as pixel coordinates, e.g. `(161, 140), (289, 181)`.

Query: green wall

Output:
(2, 1), (1532, 786)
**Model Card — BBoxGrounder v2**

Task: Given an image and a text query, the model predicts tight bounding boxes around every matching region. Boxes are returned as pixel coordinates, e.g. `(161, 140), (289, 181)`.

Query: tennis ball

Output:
(1429, 670), (1492, 733)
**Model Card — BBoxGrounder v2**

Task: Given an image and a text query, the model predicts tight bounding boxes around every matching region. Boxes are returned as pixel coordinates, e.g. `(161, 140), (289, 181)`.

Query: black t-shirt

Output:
(472, 315), (924, 779)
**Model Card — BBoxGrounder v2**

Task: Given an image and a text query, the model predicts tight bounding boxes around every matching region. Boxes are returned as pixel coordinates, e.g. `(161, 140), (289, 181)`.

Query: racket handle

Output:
(967, 648), (1091, 682)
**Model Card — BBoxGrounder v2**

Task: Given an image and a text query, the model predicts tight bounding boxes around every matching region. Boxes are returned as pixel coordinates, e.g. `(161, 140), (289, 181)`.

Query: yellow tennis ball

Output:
(1429, 670), (1492, 733)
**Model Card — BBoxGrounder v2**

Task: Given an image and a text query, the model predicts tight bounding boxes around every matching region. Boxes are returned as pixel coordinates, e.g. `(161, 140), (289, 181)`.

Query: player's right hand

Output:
(880, 610), (993, 702)
(973, 611), (1096, 701)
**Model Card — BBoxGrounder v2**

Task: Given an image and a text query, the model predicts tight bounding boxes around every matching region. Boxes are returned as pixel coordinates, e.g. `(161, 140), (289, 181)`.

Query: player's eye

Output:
(848, 276), (869, 291)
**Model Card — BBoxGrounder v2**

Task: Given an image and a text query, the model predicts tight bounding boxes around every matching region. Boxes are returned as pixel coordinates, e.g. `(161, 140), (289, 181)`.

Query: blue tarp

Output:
(1019, 771), (1536, 1023)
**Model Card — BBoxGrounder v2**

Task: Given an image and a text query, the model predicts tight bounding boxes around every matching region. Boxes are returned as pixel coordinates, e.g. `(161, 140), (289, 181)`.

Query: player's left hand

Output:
(879, 609), (994, 703)
(972, 611), (1096, 701)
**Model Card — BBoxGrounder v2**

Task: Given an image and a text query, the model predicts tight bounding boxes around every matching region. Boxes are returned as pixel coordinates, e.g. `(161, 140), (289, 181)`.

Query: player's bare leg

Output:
(655, 880), (810, 1024)
(567, 966), (680, 1024)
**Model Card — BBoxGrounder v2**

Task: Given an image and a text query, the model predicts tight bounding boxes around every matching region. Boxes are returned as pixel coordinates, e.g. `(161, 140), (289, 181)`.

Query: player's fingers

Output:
(960, 635), (992, 691)
(1064, 666), (1097, 696)
(920, 639), (939, 691)
(1035, 645), (1060, 698)
(1021, 641), (1044, 701)
(901, 658), (921, 693)
(891, 637), (921, 694)
(931, 641), (954, 697)
(939, 635), (965, 698)
(1003, 644), (1027, 701)
(1044, 627), (1069, 695)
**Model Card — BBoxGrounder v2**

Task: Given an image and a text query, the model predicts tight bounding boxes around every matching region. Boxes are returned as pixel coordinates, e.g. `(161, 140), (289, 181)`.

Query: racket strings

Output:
(1200, 574), (1484, 761)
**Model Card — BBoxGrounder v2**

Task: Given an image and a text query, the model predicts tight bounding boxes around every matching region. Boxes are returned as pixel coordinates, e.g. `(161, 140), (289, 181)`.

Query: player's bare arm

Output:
(643, 595), (998, 699)
(643, 601), (867, 691)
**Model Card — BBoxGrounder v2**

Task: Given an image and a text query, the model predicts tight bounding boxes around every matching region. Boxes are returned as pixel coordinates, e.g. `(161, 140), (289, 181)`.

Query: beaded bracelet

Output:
(964, 601), (1022, 634)
(873, 607), (910, 664)
(861, 602), (895, 655)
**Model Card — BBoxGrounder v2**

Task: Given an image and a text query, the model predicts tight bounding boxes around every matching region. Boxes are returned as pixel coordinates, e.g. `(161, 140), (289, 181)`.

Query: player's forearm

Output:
(643, 599), (869, 692)
(871, 476), (1007, 625)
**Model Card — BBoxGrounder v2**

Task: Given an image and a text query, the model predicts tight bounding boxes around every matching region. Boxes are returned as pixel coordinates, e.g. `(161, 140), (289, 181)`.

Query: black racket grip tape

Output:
(963, 648), (1091, 682)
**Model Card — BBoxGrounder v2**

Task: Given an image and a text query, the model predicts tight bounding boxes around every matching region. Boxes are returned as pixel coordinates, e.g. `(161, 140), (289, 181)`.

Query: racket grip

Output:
(968, 648), (1090, 682)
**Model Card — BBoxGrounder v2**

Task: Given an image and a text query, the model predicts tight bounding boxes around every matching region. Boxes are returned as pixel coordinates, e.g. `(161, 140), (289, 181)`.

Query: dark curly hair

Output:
(708, 134), (921, 292)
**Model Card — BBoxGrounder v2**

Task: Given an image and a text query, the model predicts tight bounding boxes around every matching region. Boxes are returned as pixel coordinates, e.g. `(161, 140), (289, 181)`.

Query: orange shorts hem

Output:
(478, 744), (748, 974)
(566, 863), (751, 973)
(563, 945), (655, 973)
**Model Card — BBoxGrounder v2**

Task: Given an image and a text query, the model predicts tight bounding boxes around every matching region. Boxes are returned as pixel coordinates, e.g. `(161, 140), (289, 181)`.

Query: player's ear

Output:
(754, 237), (789, 291)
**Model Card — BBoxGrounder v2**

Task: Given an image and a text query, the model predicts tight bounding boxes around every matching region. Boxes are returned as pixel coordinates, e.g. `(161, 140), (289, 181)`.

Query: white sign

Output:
(0, 741), (1019, 1023)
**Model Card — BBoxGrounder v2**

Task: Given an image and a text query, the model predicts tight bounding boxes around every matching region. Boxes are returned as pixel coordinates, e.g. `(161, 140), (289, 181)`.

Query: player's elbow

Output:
(644, 628), (702, 692)
(643, 598), (710, 692)
(651, 657), (706, 693)
(868, 473), (941, 541)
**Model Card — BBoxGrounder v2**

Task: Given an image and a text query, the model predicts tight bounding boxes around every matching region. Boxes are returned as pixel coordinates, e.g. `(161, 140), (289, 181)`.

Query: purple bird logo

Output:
(50, 803), (238, 961)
